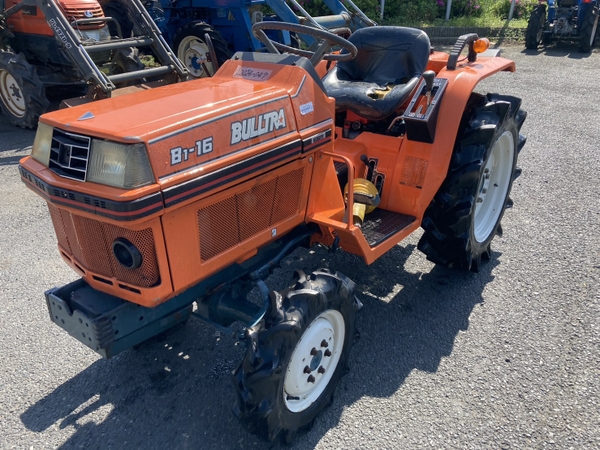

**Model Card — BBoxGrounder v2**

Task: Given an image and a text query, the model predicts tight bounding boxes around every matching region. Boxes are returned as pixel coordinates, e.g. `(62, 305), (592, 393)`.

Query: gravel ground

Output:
(0, 42), (598, 450)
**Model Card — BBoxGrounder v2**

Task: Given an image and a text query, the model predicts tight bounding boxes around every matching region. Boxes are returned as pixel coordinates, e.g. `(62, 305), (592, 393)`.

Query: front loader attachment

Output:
(31, 0), (187, 96)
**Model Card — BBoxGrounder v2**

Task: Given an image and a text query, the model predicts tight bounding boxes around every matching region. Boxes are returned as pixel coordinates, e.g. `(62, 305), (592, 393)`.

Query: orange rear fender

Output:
(306, 55), (516, 264)
(386, 55), (517, 218)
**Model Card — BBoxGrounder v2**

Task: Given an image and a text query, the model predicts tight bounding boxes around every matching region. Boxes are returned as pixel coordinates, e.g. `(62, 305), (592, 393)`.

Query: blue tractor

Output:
(103, 0), (375, 78)
(525, 0), (599, 52)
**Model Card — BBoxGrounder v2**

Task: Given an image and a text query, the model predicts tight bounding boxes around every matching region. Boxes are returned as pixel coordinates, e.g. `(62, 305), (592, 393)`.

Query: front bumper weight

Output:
(45, 279), (192, 358)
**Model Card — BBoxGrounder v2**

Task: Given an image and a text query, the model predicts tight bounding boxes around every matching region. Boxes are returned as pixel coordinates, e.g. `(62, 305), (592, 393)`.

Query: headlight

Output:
(31, 122), (54, 166)
(87, 140), (154, 188)
(79, 24), (110, 43)
(98, 24), (111, 42)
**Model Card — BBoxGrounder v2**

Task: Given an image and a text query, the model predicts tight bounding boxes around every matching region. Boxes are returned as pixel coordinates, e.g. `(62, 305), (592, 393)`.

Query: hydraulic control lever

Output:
(423, 70), (435, 106)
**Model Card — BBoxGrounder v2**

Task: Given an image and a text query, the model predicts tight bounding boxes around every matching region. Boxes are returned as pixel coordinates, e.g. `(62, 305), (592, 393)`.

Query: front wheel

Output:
(525, 5), (547, 50)
(173, 22), (231, 78)
(233, 269), (360, 443)
(418, 93), (527, 272)
(0, 51), (48, 129)
(578, 5), (599, 53)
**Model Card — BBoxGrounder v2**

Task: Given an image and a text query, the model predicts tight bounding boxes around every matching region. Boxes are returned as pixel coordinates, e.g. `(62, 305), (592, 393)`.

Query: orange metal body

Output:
(20, 50), (515, 308)
(5, 0), (105, 37)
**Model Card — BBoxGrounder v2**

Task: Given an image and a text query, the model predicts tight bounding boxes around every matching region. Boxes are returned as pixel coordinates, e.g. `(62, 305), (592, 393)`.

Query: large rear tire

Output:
(0, 51), (48, 129)
(418, 94), (527, 272)
(525, 5), (547, 50)
(101, 0), (133, 38)
(578, 5), (599, 53)
(111, 47), (145, 87)
(233, 269), (360, 443)
(173, 22), (231, 78)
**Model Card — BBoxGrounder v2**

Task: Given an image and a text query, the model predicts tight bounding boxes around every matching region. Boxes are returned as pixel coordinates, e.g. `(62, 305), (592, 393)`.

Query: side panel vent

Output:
(197, 167), (305, 261)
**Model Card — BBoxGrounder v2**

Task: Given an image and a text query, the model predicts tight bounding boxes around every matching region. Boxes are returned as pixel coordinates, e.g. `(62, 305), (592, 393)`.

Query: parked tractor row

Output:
(0, 0), (375, 128)
(0, 0), (188, 128)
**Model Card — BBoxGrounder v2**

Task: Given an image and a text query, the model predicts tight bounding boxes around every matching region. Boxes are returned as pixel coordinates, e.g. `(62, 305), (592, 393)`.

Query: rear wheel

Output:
(418, 94), (527, 272)
(102, 0), (133, 38)
(173, 22), (231, 78)
(111, 47), (145, 87)
(578, 5), (599, 53)
(233, 269), (360, 443)
(525, 5), (547, 49)
(0, 51), (48, 129)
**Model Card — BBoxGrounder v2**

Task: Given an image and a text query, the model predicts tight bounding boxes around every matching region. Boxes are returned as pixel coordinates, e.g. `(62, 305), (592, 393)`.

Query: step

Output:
(361, 209), (416, 247)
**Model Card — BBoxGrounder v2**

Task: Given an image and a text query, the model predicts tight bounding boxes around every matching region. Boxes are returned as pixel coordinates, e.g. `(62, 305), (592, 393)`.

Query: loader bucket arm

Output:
(32, 0), (186, 94)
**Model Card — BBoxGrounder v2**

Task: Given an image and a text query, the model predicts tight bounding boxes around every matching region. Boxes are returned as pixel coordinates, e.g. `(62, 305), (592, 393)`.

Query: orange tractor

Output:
(19, 23), (526, 442)
(0, 0), (186, 128)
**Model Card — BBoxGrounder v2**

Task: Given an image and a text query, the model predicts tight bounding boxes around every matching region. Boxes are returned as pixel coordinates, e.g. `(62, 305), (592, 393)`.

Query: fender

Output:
(386, 54), (516, 217)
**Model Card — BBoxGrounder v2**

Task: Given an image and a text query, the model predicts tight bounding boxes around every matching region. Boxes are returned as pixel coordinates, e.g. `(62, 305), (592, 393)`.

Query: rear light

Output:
(473, 38), (490, 54)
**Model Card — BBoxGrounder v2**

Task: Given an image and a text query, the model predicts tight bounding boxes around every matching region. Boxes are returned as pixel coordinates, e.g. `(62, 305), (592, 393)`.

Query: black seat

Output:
(322, 26), (430, 121)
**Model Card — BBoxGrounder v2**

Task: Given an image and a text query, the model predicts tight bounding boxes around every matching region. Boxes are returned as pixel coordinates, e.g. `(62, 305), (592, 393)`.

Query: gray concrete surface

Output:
(0, 43), (598, 449)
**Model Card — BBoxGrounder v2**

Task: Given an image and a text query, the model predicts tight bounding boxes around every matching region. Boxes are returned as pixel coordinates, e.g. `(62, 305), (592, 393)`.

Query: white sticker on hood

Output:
(300, 102), (314, 115)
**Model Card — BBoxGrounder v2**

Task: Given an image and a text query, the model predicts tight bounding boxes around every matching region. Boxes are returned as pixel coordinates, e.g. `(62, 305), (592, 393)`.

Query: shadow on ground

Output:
(521, 40), (597, 58)
(20, 242), (498, 449)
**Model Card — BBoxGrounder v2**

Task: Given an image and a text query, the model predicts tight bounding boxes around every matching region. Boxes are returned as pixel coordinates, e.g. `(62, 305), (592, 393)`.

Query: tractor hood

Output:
(40, 55), (335, 183)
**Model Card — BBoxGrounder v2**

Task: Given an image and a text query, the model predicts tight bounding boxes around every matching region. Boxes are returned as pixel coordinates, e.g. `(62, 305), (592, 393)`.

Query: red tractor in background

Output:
(0, 0), (186, 128)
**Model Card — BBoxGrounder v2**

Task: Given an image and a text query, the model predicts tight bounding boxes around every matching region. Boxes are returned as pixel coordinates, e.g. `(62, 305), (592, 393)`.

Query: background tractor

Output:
(0, 0), (186, 128)
(128, 0), (376, 78)
(19, 23), (526, 442)
(525, 0), (599, 52)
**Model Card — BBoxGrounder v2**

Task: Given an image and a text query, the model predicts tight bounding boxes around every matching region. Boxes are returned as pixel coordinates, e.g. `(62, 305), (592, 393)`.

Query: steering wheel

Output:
(252, 21), (357, 67)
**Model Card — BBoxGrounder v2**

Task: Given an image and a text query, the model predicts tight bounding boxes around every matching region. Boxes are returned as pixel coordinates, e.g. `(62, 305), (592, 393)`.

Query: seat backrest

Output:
(336, 26), (430, 86)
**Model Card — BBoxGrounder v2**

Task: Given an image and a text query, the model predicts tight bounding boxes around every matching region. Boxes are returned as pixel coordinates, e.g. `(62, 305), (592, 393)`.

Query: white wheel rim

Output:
(283, 309), (345, 413)
(473, 130), (514, 243)
(0, 69), (26, 117)
(177, 36), (212, 78)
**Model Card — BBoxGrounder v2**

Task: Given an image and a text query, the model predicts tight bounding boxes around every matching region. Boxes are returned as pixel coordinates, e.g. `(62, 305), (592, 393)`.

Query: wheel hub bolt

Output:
(318, 366), (325, 374)
(304, 365), (311, 374)
(307, 375), (316, 383)
(310, 347), (318, 356)
(320, 340), (328, 348)
(324, 349), (332, 357)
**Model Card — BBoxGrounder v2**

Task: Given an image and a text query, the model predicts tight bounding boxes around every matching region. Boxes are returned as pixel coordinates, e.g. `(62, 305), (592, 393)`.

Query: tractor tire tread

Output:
(232, 269), (359, 443)
(418, 93), (526, 272)
(578, 5), (599, 53)
(525, 5), (547, 50)
(0, 51), (48, 129)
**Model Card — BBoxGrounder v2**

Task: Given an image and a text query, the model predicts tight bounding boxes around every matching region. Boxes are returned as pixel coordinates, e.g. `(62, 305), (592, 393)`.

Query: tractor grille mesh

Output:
(48, 129), (90, 182)
(197, 167), (305, 261)
(48, 204), (160, 288)
(61, 4), (105, 27)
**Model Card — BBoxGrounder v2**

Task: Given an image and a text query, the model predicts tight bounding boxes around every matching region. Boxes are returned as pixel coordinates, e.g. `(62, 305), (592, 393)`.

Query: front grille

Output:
(61, 5), (105, 28)
(197, 167), (305, 261)
(48, 204), (160, 288)
(48, 128), (90, 182)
